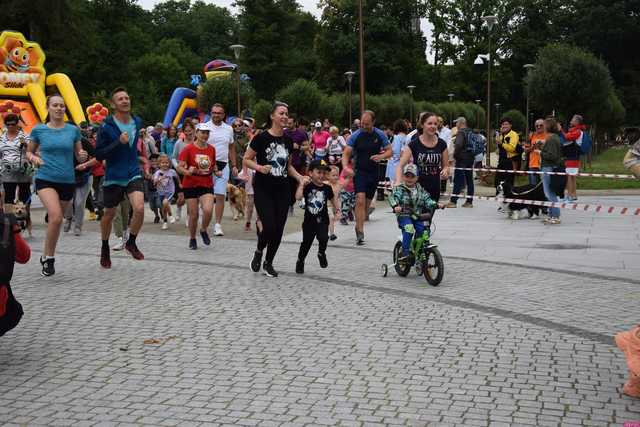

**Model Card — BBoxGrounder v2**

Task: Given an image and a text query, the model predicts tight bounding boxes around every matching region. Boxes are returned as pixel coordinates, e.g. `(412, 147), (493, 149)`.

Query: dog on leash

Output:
(8, 201), (32, 237)
(227, 183), (246, 221)
(497, 181), (546, 220)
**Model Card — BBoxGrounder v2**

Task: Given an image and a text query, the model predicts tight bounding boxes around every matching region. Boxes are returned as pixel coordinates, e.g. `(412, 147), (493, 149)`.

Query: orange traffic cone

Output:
(616, 326), (640, 376)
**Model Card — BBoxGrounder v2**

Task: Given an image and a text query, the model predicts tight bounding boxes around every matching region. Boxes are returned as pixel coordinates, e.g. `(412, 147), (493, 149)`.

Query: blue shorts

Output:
(213, 164), (230, 195)
(353, 172), (379, 200)
(158, 192), (174, 203)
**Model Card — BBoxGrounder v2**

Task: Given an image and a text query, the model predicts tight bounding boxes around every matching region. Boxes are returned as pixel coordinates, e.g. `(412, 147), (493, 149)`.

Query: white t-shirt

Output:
(438, 126), (452, 144)
(206, 121), (234, 162)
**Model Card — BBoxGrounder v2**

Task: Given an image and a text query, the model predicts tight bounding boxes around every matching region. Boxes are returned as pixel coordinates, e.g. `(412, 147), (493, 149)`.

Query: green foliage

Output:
(501, 109), (526, 133)
(528, 43), (624, 128)
(318, 94), (346, 125)
(252, 99), (272, 128)
(198, 76), (256, 116)
(275, 79), (323, 120)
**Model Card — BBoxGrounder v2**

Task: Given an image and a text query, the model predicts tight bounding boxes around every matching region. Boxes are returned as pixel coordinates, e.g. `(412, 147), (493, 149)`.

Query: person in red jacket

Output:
(0, 219), (31, 337)
(562, 114), (586, 201)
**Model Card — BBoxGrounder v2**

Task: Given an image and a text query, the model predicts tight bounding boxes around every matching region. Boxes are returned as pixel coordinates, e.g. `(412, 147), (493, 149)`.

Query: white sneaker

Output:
(169, 216), (176, 224)
(162, 221), (168, 230)
(112, 237), (125, 251)
(213, 223), (224, 236)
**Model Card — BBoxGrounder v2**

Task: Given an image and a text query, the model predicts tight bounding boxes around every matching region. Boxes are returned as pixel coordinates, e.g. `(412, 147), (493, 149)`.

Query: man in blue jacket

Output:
(96, 87), (146, 269)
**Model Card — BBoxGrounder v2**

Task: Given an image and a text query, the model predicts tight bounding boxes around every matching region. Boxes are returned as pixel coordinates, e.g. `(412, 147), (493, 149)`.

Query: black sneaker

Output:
(41, 256), (55, 276)
(356, 231), (365, 246)
(263, 262), (278, 278)
(200, 230), (211, 246)
(154, 215), (160, 224)
(318, 253), (328, 268)
(295, 259), (304, 274)
(339, 217), (349, 226)
(250, 251), (262, 272)
(329, 234), (337, 241)
(189, 238), (197, 250)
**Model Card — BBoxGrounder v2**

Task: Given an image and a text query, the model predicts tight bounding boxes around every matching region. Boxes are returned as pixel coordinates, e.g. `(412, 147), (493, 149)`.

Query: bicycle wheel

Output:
(393, 241), (411, 277)
(422, 246), (444, 286)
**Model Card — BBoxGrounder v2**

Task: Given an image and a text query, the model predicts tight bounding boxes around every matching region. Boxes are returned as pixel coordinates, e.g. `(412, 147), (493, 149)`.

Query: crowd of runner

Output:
(0, 88), (590, 277)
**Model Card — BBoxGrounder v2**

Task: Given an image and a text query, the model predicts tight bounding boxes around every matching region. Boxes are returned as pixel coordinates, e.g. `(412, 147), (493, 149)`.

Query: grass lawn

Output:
(578, 146), (640, 189)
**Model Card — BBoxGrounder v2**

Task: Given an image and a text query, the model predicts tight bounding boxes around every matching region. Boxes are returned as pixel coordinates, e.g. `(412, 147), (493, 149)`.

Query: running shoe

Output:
(329, 234), (337, 241)
(74, 227), (82, 236)
(63, 219), (72, 232)
(462, 201), (473, 208)
(446, 201), (457, 208)
(250, 250), (262, 272)
(213, 223), (224, 236)
(162, 221), (168, 230)
(125, 242), (145, 260)
(263, 262), (278, 278)
(169, 216), (176, 224)
(318, 253), (328, 268)
(200, 230), (211, 246)
(41, 256), (55, 277)
(295, 259), (304, 274)
(100, 246), (111, 269)
(112, 237), (125, 251)
(189, 238), (197, 250)
(356, 230), (365, 246)
(339, 217), (349, 226)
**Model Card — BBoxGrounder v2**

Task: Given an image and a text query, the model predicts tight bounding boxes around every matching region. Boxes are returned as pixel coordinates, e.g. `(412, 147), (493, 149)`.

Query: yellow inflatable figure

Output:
(0, 31), (85, 132)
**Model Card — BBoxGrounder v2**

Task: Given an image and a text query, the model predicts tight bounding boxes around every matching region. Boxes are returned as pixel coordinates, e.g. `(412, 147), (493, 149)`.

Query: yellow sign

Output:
(0, 31), (46, 96)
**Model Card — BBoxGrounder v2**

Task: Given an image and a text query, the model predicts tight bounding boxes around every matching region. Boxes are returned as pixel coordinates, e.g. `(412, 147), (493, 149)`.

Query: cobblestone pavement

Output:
(1, 220), (640, 426)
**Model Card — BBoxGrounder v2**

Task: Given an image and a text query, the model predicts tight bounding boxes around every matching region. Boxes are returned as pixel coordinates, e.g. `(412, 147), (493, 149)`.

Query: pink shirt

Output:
(312, 131), (331, 156)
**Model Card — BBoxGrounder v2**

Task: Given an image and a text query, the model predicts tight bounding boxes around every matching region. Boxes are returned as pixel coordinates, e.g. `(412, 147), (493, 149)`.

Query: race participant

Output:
(395, 112), (450, 201)
(341, 110), (391, 246)
(0, 113), (32, 211)
(96, 87), (146, 269)
(206, 104), (236, 237)
(27, 95), (88, 276)
(243, 102), (308, 277)
(178, 122), (221, 249)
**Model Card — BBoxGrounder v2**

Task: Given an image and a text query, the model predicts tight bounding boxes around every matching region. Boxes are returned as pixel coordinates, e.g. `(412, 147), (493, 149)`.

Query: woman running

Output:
(243, 102), (309, 277)
(177, 122), (220, 250)
(395, 112), (449, 201)
(27, 95), (88, 276)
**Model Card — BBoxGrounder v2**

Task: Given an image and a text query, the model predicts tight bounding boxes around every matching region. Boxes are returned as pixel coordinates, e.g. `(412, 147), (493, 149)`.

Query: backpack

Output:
(0, 214), (16, 283)
(577, 130), (592, 155)
(465, 130), (485, 156)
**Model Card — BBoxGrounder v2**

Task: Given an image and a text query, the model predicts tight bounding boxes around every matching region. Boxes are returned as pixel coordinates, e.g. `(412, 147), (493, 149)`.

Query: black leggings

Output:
(2, 182), (31, 204)
(254, 183), (290, 264)
(298, 220), (329, 261)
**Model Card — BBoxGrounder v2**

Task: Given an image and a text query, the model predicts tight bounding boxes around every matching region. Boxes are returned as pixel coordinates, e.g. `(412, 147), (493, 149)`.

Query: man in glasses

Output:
(525, 118), (547, 185)
(206, 103), (236, 236)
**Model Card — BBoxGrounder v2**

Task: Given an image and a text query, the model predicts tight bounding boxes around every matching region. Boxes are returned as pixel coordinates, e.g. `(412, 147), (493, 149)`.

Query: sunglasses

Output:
(5, 122), (18, 126)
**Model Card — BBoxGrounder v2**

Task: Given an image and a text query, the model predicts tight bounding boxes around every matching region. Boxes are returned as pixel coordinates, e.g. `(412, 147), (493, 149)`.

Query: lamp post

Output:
(495, 103), (501, 129)
(344, 71), (356, 127)
(447, 93), (454, 126)
(229, 44), (245, 117)
(357, 0), (366, 113)
(523, 63), (535, 141)
(475, 99), (481, 130)
(480, 15), (498, 167)
(407, 85), (416, 126)
(447, 93), (454, 102)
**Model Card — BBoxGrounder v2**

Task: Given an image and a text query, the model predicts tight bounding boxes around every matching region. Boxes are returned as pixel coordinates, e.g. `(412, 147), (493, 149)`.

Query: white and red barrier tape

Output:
(449, 166), (636, 179)
(441, 193), (640, 216)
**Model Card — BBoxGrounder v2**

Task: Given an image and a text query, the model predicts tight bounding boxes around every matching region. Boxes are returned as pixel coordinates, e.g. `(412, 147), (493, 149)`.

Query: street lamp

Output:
(475, 99), (481, 130)
(357, 0), (366, 113)
(480, 14), (498, 167)
(447, 93), (454, 126)
(447, 93), (454, 102)
(495, 103), (501, 129)
(407, 85), (416, 126)
(523, 63), (535, 141)
(344, 71), (356, 126)
(229, 44), (245, 117)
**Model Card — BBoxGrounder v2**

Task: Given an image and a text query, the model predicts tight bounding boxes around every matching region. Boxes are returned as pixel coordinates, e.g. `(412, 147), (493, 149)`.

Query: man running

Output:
(341, 110), (391, 245)
(207, 103), (236, 236)
(96, 87), (146, 268)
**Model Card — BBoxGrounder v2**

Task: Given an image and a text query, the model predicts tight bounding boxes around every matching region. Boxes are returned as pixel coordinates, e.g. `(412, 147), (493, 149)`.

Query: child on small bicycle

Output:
(388, 164), (443, 261)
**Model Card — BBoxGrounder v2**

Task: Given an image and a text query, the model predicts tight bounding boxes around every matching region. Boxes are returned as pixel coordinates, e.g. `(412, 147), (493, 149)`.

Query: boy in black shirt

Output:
(295, 159), (340, 274)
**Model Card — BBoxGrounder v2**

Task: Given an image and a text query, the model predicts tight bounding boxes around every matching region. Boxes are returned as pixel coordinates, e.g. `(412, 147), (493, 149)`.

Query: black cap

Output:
(308, 159), (331, 171)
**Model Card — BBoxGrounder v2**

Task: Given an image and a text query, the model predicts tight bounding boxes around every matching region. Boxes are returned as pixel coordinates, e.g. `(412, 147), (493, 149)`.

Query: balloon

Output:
(85, 102), (108, 124)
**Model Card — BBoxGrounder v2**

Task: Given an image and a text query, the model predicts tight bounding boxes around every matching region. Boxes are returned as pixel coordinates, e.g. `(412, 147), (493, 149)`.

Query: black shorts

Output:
(35, 179), (74, 202)
(353, 172), (379, 200)
(103, 178), (145, 209)
(183, 186), (213, 200)
(2, 182), (31, 204)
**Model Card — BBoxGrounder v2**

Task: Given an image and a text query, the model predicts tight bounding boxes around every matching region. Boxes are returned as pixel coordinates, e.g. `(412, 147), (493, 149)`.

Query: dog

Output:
(7, 201), (32, 237)
(497, 181), (546, 220)
(226, 183), (246, 221)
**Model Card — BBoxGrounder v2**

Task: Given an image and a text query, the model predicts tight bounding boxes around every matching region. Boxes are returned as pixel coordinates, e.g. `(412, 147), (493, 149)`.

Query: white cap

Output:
(315, 121), (322, 128)
(195, 122), (212, 132)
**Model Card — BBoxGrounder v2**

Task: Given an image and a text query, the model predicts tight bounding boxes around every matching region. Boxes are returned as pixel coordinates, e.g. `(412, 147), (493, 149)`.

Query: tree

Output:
(236, 0), (318, 99)
(275, 79), (323, 120)
(198, 76), (255, 116)
(501, 109), (526, 133)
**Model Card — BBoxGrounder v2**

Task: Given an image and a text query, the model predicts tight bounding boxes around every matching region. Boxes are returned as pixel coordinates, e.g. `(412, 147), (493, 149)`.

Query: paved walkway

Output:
(1, 195), (639, 426)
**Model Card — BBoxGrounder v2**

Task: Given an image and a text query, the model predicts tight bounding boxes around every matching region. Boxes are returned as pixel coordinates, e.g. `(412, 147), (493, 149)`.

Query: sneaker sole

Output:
(263, 271), (277, 278)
